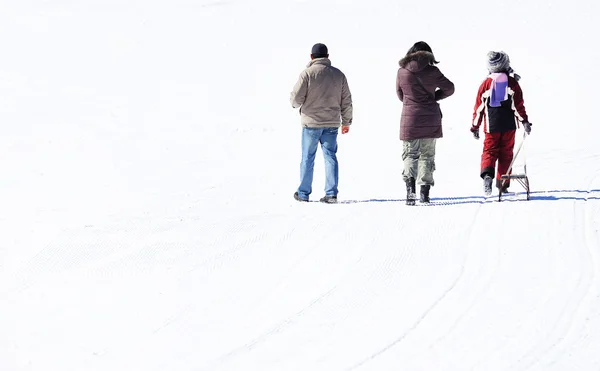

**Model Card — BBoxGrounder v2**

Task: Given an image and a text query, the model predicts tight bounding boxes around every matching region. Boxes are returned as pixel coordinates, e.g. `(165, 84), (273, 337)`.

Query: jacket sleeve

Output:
(433, 68), (455, 101)
(396, 69), (404, 102)
(290, 71), (308, 108)
(472, 80), (488, 129)
(341, 75), (353, 125)
(511, 80), (529, 123)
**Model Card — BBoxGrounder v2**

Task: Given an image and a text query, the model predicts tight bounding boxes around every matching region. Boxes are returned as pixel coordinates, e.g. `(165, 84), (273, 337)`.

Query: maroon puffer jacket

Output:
(396, 51), (455, 140)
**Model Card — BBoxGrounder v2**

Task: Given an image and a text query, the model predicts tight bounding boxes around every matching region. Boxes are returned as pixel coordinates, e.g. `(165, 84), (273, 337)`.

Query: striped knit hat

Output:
(487, 51), (521, 81)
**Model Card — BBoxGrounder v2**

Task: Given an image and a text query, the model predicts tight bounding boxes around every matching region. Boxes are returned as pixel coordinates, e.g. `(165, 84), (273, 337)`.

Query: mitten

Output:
(523, 121), (532, 135)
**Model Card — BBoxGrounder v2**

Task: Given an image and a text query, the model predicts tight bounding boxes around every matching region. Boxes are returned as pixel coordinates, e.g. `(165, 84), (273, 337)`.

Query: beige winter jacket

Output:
(290, 58), (353, 128)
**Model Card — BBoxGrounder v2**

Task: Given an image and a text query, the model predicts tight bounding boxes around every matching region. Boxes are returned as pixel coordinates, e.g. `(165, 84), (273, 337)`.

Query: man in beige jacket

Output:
(290, 43), (353, 204)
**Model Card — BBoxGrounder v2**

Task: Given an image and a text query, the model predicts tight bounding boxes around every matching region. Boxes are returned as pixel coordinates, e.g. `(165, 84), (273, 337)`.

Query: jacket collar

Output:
(307, 58), (331, 68)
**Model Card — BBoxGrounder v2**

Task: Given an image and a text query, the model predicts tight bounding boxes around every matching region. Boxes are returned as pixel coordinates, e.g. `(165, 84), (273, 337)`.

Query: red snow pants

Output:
(480, 130), (516, 187)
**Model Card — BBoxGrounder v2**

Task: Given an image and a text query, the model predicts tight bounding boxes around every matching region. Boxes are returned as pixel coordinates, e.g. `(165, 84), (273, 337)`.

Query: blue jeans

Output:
(297, 127), (339, 199)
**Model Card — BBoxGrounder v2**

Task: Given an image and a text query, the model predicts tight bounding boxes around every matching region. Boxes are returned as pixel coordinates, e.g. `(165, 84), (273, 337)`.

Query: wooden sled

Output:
(499, 132), (530, 202)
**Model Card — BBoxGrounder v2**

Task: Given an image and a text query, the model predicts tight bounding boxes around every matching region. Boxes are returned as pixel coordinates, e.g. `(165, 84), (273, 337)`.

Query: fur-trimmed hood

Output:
(399, 51), (437, 72)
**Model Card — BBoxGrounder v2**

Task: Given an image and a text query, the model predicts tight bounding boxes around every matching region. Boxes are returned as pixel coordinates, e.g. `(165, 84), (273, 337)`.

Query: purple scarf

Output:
(489, 72), (508, 107)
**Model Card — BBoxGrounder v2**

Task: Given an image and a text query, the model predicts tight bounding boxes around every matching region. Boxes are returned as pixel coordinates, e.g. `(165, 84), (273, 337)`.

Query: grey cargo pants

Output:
(402, 138), (437, 186)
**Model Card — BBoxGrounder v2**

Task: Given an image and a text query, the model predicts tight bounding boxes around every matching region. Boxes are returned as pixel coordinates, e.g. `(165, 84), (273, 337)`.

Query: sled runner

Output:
(499, 131), (530, 201)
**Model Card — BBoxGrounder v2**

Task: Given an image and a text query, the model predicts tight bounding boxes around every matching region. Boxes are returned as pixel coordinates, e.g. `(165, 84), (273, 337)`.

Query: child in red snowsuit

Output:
(471, 51), (532, 195)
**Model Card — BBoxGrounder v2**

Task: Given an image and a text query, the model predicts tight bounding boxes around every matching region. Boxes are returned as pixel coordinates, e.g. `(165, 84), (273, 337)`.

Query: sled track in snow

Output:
(344, 200), (490, 370)
(209, 211), (362, 366)
(510, 173), (600, 370)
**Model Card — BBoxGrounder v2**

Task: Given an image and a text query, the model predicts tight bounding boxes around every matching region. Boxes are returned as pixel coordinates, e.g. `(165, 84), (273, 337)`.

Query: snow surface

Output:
(1, 0), (600, 370)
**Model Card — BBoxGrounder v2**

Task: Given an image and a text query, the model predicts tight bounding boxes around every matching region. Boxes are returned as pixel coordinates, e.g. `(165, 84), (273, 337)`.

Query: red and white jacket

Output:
(472, 75), (529, 133)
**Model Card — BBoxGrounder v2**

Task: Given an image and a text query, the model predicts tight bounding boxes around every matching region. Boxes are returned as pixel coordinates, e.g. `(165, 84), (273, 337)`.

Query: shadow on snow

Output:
(338, 189), (600, 206)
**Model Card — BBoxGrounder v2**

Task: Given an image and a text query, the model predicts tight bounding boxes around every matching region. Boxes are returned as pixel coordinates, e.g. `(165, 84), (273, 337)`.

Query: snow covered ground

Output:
(1, 0), (599, 370)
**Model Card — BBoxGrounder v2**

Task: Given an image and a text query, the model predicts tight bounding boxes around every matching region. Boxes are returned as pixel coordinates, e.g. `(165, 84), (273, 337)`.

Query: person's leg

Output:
(481, 132), (501, 178)
(417, 138), (436, 203)
(481, 132), (501, 195)
(402, 139), (420, 205)
(320, 127), (339, 197)
(402, 139), (419, 182)
(496, 130), (516, 191)
(297, 127), (321, 200)
(417, 138), (436, 186)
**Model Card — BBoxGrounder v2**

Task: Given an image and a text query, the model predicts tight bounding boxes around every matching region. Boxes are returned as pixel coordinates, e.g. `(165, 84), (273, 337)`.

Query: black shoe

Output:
(319, 195), (337, 204)
(294, 192), (308, 202)
(483, 175), (493, 196)
(420, 185), (431, 203)
(405, 177), (416, 206)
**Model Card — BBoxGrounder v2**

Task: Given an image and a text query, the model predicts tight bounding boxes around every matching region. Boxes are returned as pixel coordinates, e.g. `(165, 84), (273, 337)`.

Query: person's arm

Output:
(341, 75), (353, 126)
(434, 68), (455, 101)
(396, 69), (404, 102)
(290, 72), (308, 108)
(472, 79), (488, 130)
(511, 80), (529, 123)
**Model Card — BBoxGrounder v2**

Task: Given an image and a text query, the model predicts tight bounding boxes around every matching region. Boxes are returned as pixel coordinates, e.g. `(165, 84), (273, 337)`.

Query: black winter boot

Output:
(420, 185), (431, 203)
(405, 177), (416, 206)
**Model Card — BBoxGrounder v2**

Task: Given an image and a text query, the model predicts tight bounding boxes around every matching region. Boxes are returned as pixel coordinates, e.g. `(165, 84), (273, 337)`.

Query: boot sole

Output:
(320, 199), (337, 204)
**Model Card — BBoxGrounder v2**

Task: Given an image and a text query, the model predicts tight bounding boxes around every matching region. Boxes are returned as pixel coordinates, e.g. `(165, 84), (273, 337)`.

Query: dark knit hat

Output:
(311, 43), (328, 58)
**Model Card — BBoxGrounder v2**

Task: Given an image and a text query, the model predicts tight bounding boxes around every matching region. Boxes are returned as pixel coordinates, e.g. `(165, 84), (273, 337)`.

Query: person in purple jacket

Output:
(396, 41), (454, 205)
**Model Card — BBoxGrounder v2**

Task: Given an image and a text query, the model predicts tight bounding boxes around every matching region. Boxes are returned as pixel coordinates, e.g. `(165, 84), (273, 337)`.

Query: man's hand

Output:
(341, 125), (350, 134)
